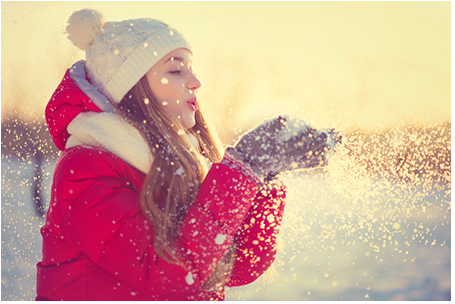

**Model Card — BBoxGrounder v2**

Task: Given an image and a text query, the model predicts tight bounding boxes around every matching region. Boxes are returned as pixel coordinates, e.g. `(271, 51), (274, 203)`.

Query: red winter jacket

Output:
(36, 62), (286, 301)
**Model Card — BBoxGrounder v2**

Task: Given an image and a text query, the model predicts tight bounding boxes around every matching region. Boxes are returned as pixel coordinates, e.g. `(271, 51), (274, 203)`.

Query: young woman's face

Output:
(146, 48), (201, 129)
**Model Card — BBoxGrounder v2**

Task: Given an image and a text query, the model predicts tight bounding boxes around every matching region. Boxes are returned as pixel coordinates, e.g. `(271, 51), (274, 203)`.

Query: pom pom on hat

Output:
(66, 9), (104, 50)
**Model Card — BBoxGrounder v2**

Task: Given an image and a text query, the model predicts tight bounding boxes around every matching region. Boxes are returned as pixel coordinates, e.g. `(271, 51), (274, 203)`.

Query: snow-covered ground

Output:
(227, 169), (451, 301)
(1, 154), (450, 301)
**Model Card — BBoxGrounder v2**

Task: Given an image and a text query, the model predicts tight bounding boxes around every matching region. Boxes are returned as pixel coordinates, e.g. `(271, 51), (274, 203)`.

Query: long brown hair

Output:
(117, 76), (235, 292)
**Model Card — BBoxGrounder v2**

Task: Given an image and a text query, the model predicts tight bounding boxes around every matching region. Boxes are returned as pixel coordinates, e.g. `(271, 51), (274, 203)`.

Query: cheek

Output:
(147, 76), (169, 101)
(146, 74), (185, 115)
(149, 83), (167, 103)
(154, 83), (182, 104)
(162, 100), (184, 117)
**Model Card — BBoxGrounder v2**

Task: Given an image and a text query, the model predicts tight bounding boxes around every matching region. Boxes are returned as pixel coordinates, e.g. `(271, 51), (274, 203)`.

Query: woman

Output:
(37, 9), (340, 301)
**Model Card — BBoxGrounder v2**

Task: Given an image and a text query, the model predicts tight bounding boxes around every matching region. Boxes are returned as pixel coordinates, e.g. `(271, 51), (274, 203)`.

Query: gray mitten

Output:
(228, 115), (341, 182)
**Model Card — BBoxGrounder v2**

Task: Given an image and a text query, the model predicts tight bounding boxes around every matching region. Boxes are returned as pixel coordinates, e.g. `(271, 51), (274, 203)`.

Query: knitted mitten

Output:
(224, 115), (342, 183)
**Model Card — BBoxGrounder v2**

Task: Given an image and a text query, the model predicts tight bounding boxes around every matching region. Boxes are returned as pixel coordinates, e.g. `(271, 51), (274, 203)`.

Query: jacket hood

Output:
(45, 60), (116, 151)
(45, 62), (210, 174)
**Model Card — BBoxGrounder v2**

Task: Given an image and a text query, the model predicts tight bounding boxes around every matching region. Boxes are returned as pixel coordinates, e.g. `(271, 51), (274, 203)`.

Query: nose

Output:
(187, 73), (201, 91)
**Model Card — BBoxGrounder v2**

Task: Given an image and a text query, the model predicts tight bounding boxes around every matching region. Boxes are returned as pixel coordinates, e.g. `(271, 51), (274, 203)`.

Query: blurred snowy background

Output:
(2, 123), (451, 300)
(1, 1), (450, 301)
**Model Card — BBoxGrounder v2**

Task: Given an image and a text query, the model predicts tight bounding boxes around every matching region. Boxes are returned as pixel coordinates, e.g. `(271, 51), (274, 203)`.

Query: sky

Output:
(1, 1), (451, 135)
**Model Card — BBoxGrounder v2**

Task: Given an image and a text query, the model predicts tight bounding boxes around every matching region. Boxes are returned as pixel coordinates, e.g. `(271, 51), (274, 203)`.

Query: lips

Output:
(187, 97), (198, 112)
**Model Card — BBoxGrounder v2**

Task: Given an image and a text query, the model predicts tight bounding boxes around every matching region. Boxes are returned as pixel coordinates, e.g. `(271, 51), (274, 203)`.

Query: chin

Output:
(182, 115), (196, 129)
(184, 119), (196, 129)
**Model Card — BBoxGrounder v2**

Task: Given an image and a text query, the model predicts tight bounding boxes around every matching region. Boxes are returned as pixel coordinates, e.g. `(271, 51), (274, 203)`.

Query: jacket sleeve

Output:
(227, 181), (286, 287)
(56, 147), (259, 295)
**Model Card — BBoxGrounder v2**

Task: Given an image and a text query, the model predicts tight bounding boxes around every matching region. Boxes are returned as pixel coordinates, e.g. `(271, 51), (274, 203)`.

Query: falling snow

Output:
(1, 119), (450, 300)
(185, 272), (194, 285)
(226, 120), (450, 301)
(215, 234), (227, 245)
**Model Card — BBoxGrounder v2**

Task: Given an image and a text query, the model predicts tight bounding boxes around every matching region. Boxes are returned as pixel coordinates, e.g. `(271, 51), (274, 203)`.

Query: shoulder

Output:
(55, 146), (145, 190)
(57, 145), (122, 173)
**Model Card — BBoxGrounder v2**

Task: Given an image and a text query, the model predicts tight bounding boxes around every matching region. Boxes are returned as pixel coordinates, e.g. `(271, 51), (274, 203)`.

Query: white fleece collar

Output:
(66, 112), (152, 173)
(66, 111), (209, 175)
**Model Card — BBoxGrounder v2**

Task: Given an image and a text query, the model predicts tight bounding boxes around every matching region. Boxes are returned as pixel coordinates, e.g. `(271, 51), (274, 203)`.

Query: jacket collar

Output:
(66, 111), (210, 175)
(66, 111), (152, 173)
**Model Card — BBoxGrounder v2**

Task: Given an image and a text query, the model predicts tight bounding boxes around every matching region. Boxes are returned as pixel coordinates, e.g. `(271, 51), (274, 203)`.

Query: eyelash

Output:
(169, 69), (196, 76)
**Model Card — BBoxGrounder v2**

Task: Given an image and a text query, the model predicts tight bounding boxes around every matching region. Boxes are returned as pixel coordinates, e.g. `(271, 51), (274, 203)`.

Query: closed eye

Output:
(170, 70), (182, 75)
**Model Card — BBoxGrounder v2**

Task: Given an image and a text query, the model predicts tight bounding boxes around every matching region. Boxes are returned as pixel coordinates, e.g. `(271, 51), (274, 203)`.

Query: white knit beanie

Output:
(66, 8), (192, 104)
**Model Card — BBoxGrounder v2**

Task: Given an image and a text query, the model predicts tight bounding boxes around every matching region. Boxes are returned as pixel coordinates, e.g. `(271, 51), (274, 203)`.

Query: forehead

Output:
(162, 48), (193, 64)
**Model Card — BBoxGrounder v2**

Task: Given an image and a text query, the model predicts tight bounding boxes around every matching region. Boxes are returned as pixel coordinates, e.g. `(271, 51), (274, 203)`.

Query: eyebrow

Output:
(164, 56), (185, 64)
